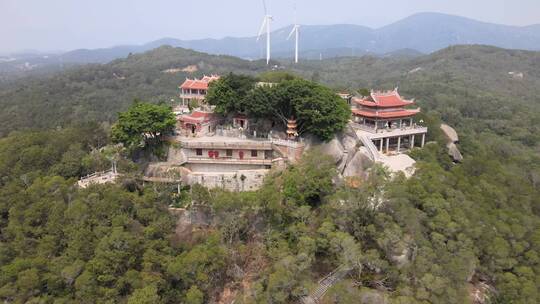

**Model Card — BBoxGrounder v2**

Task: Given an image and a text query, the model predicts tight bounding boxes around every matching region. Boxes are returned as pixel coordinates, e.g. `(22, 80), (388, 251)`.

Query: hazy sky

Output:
(1, 0), (539, 54)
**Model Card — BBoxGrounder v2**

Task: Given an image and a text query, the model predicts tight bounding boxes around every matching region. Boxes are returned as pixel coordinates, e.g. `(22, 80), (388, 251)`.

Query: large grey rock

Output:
(319, 136), (345, 164)
(167, 146), (187, 164)
(447, 142), (464, 162)
(390, 247), (410, 268)
(301, 134), (318, 151)
(440, 123), (459, 143)
(343, 148), (374, 177)
(342, 135), (358, 154)
(441, 123), (463, 162)
(342, 123), (357, 138)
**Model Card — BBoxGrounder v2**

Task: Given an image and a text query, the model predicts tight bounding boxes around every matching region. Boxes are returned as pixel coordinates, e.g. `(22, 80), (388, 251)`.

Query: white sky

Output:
(1, 0), (539, 54)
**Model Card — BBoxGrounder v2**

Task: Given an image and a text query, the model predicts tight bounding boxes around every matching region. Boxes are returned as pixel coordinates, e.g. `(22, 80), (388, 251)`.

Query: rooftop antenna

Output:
(287, 3), (300, 63)
(256, 0), (273, 65)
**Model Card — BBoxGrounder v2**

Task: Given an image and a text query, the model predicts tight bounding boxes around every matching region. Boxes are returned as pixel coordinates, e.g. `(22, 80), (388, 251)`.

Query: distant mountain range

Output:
(2, 12), (540, 79)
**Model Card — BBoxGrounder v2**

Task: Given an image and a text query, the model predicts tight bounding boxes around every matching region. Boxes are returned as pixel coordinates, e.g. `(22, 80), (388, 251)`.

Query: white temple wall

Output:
(186, 163), (266, 172)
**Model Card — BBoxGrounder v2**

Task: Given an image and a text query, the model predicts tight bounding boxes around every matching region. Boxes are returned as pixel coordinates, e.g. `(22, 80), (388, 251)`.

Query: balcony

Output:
(180, 93), (206, 100)
(181, 141), (273, 150)
(351, 122), (427, 135)
(186, 157), (274, 166)
(368, 126), (427, 139)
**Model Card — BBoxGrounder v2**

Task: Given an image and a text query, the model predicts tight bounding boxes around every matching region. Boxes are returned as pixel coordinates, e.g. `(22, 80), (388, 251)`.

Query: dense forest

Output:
(0, 45), (539, 303)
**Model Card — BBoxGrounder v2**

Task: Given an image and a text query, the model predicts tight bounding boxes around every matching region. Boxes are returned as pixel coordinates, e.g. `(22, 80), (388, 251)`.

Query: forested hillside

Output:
(0, 47), (268, 137)
(0, 45), (539, 303)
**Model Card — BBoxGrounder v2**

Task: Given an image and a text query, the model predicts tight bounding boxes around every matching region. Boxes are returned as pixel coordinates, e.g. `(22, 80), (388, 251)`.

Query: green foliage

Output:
(0, 125), (108, 182)
(357, 88), (370, 96)
(205, 73), (257, 114)
(208, 74), (351, 141)
(111, 101), (175, 150)
(1, 45), (540, 303)
(0, 46), (270, 137)
(184, 285), (204, 304)
(282, 150), (336, 206)
(127, 285), (161, 304)
(187, 98), (199, 111)
(257, 71), (298, 83)
(166, 233), (228, 292)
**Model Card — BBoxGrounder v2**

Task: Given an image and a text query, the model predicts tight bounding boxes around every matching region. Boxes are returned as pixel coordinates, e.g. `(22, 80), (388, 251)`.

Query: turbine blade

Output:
(256, 18), (267, 41)
(287, 26), (296, 40)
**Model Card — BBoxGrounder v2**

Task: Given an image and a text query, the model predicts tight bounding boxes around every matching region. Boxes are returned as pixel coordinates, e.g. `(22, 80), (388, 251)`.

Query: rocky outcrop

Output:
(319, 137), (345, 164)
(440, 123), (459, 143)
(440, 123), (463, 162)
(167, 146), (187, 164)
(448, 142), (463, 162)
(342, 134), (358, 155)
(314, 129), (375, 179)
(303, 124), (375, 179)
(342, 147), (373, 178)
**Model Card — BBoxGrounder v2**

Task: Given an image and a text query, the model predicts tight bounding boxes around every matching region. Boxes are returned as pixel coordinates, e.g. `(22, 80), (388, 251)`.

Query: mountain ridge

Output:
(2, 12), (540, 80)
(52, 12), (540, 57)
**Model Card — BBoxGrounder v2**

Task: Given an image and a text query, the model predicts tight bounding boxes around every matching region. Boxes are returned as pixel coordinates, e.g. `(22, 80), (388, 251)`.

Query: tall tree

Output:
(205, 73), (257, 114)
(111, 102), (175, 150)
(245, 78), (351, 141)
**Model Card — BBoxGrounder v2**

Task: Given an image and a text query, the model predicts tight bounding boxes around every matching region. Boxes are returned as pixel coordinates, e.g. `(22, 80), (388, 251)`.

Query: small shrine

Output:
(287, 118), (298, 140)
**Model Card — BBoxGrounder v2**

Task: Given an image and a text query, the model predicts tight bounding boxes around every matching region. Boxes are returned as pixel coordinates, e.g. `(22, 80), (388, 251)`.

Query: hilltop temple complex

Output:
(145, 78), (427, 191)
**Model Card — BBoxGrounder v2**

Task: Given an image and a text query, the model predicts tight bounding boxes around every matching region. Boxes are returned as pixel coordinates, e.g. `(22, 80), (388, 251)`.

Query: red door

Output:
(239, 151), (244, 160)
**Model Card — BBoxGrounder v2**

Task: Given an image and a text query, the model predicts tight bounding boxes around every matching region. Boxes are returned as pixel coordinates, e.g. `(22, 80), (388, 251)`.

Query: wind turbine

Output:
(256, 0), (272, 65)
(287, 4), (300, 63)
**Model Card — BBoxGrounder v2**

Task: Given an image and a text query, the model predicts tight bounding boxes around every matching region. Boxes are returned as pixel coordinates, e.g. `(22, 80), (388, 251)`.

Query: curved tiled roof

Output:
(354, 89), (414, 108)
(180, 75), (220, 90)
(352, 108), (420, 119)
(179, 111), (216, 124)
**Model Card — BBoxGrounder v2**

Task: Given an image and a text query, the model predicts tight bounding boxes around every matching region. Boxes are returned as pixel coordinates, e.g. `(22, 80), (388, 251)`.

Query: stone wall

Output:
(184, 147), (270, 161)
(187, 169), (269, 191)
(186, 163), (267, 172)
(272, 143), (305, 163)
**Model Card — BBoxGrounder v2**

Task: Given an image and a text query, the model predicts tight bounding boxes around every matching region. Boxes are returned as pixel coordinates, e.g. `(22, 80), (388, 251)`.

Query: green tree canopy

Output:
(207, 73), (351, 141)
(258, 71), (298, 83)
(205, 73), (257, 114)
(246, 78), (351, 141)
(111, 102), (175, 150)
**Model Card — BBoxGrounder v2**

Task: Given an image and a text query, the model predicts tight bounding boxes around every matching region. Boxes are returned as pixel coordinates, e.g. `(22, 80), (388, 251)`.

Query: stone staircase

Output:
(357, 134), (381, 161)
(300, 265), (352, 304)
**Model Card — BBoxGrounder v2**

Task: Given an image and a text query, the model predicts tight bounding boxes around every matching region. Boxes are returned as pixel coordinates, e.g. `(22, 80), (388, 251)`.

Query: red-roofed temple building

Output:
(352, 89), (427, 154)
(178, 110), (220, 137)
(179, 75), (220, 105)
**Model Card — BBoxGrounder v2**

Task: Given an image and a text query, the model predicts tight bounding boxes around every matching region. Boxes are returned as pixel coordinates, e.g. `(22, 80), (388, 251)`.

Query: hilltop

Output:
(0, 44), (539, 303)
(1, 44), (539, 145)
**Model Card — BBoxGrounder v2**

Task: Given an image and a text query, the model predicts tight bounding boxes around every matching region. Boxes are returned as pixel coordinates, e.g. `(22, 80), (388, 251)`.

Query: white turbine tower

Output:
(256, 0), (272, 65)
(287, 5), (300, 63)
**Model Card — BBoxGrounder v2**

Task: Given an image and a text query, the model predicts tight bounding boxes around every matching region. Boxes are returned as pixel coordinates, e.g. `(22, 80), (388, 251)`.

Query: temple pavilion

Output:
(179, 75), (220, 105)
(351, 88), (427, 154)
